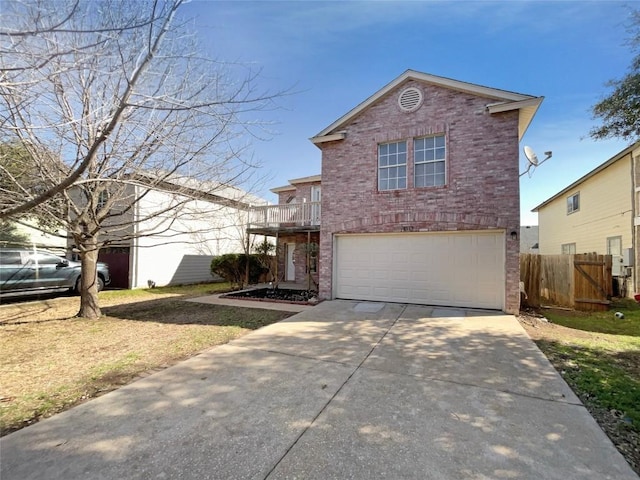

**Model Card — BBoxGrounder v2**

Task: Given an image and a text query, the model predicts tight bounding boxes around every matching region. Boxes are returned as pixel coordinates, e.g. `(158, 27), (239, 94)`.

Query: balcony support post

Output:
(307, 230), (311, 291)
(274, 231), (279, 287)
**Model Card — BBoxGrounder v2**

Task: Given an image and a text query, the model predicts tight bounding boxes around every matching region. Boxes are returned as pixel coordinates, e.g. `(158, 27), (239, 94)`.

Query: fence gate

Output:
(573, 253), (612, 311)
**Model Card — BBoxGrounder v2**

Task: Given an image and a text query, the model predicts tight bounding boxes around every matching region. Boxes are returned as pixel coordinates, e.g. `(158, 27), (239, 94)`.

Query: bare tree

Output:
(0, 0), (281, 318)
(0, 0), (167, 216)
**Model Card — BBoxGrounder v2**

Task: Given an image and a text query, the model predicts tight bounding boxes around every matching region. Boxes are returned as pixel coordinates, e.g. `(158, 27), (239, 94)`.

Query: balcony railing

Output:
(248, 202), (321, 229)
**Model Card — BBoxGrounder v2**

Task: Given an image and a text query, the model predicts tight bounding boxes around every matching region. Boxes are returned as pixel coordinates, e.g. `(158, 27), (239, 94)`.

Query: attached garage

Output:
(334, 231), (505, 310)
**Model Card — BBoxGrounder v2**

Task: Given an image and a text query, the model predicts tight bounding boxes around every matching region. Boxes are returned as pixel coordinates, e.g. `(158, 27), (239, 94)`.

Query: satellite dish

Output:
(523, 146), (539, 166)
(520, 146), (552, 177)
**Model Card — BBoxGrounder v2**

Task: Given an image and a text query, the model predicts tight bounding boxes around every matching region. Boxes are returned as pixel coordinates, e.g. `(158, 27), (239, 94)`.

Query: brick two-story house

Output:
(313, 70), (542, 314)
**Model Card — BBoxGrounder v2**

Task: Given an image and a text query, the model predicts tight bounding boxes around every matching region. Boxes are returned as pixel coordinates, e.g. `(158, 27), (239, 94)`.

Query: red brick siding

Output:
(292, 181), (320, 204)
(317, 80), (521, 313)
(277, 181), (321, 205)
(277, 190), (295, 204)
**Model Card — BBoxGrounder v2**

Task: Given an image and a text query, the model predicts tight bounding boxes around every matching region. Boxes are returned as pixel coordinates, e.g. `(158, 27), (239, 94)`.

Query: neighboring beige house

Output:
(532, 141), (640, 296)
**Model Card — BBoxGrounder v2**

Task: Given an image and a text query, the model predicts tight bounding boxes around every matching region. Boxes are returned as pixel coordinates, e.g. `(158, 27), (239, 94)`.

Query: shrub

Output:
(253, 239), (276, 282)
(210, 254), (267, 287)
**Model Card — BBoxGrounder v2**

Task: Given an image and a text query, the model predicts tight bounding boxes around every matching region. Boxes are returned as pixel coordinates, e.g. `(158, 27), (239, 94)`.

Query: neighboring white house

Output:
(13, 220), (68, 253)
(70, 175), (266, 289)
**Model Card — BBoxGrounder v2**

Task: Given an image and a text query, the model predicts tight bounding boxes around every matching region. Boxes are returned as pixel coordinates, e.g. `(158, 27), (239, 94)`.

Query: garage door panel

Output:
(390, 270), (409, 281)
(372, 270), (387, 280)
(411, 270), (429, 282)
(335, 232), (504, 310)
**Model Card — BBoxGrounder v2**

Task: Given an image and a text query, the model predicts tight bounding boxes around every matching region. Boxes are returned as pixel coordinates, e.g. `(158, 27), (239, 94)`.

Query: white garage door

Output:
(334, 231), (504, 310)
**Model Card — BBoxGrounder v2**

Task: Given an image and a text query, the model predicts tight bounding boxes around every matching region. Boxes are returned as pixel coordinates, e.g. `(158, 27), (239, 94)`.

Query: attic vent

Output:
(398, 87), (423, 112)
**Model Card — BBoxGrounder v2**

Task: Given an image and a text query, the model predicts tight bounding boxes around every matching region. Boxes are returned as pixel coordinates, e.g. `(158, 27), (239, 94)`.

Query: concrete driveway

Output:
(1, 300), (637, 479)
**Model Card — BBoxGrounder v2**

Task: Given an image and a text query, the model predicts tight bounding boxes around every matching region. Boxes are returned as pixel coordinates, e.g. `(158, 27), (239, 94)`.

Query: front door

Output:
(286, 243), (296, 281)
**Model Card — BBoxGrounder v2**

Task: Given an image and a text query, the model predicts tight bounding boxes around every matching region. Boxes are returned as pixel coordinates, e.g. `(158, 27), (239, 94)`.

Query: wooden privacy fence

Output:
(520, 253), (613, 311)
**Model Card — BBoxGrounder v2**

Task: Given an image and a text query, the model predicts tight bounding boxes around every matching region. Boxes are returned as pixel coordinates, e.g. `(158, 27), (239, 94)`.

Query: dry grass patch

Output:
(0, 283), (293, 435)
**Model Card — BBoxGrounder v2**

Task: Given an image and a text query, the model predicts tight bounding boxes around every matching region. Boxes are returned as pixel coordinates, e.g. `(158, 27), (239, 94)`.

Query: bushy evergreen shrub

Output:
(210, 254), (266, 286)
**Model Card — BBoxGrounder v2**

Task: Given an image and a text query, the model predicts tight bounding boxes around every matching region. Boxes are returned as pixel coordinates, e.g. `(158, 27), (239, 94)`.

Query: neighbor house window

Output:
(378, 141), (407, 191)
(414, 134), (446, 187)
(567, 192), (579, 214)
(561, 243), (576, 254)
(607, 236), (622, 256)
(97, 190), (109, 209)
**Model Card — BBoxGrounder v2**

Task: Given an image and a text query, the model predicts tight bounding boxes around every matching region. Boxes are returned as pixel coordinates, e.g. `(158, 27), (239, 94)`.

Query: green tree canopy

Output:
(591, 10), (640, 141)
(0, 140), (66, 232)
(0, 141), (39, 198)
(0, 220), (29, 245)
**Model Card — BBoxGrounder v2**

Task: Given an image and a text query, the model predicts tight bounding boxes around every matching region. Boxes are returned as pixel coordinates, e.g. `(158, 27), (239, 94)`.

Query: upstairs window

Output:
(378, 141), (407, 191)
(414, 135), (446, 187)
(567, 192), (579, 214)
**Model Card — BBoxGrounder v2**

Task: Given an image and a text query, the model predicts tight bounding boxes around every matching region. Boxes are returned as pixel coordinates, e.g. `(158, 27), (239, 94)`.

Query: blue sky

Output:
(182, 0), (636, 225)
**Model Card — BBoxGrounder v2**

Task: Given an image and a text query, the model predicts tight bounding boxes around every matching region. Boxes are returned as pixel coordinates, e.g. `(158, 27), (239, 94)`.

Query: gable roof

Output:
(289, 174), (321, 185)
(132, 171), (267, 209)
(532, 141), (639, 212)
(310, 69), (543, 144)
(270, 174), (321, 194)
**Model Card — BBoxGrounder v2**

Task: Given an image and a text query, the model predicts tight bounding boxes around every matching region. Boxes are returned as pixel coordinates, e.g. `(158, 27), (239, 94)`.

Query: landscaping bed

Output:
(223, 287), (318, 305)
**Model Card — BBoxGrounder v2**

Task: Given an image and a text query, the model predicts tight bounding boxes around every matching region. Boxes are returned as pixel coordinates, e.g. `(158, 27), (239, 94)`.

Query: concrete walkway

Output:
(1, 301), (637, 479)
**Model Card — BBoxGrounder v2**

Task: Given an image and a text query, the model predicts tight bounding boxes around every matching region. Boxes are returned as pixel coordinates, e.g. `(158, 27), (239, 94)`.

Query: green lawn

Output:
(539, 300), (640, 427)
(544, 298), (640, 337)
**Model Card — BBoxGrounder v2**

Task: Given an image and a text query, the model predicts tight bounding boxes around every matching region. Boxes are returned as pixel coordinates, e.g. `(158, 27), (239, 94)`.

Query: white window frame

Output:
(561, 243), (576, 254)
(567, 192), (579, 214)
(378, 141), (407, 191)
(311, 185), (321, 225)
(414, 134), (446, 187)
(607, 236), (622, 256)
(97, 190), (109, 210)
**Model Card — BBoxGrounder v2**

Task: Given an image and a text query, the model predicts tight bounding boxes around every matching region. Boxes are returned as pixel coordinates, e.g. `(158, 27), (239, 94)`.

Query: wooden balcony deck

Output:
(248, 202), (321, 233)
